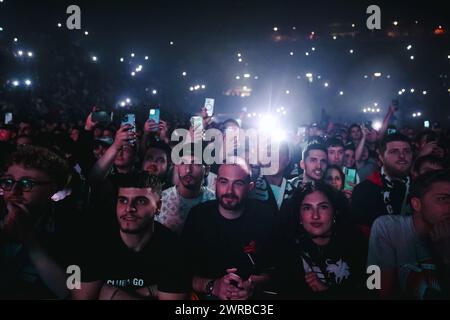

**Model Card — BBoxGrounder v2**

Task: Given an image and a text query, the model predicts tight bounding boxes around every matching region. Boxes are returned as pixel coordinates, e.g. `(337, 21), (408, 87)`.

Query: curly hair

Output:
(5, 145), (70, 189)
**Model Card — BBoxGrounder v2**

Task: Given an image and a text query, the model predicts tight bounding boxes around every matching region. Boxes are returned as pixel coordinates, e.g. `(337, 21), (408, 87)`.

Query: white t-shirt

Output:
(155, 186), (215, 235)
(368, 215), (442, 298)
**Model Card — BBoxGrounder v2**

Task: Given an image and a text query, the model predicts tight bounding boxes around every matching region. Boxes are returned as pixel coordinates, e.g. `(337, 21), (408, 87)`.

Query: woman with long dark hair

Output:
(275, 181), (370, 299)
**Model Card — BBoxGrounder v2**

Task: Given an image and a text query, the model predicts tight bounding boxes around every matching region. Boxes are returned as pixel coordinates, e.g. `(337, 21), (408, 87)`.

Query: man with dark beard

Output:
(72, 172), (189, 300)
(156, 145), (215, 235)
(182, 157), (277, 300)
(352, 133), (413, 232)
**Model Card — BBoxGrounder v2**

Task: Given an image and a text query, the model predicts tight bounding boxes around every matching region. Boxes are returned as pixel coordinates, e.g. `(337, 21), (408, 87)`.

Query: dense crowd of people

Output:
(0, 100), (449, 300)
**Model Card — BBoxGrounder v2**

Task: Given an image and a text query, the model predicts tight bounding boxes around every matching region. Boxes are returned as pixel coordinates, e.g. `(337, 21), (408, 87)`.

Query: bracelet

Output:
(110, 288), (119, 300)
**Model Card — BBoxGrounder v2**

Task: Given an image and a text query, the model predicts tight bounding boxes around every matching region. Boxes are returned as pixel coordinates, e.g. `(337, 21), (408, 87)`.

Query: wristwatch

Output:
(205, 279), (215, 296)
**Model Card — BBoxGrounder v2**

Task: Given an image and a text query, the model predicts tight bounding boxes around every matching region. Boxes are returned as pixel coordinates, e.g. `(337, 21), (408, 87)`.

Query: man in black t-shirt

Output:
(182, 157), (277, 300)
(72, 172), (189, 300)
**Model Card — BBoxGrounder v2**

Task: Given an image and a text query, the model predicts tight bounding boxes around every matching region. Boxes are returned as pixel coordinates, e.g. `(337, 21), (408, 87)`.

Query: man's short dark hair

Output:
(326, 137), (344, 150)
(410, 169), (450, 199)
(413, 155), (445, 174)
(5, 145), (70, 189)
(378, 133), (411, 155)
(146, 141), (172, 163)
(344, 143), (355, 152)
(115, 171), (163, 197)
(302, 142), (327, 161)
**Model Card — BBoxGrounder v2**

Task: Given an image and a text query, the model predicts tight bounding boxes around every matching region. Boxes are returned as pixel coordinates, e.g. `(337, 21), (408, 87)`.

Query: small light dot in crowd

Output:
(131, 72), (136, 76)
(131, 53), (135, 57)
(27, 51), (33, 57)
(25, 79), (32, 86)
(285, 90), (290, 94)
(244, 74), (250, 78)
(393, 21), (398, 26)
(12, 80), (20, 87)
(120, 57), (124, 62)
(145, 56), (149, 60)
(311, 47), (316, 51)
(254, 76), (258, 80)
(14, 37), (18, 42)
(407, 45), (412, 50)
(57, 23), (62, 28)
(18, 50), (23, 56)
(333, 36), (337, 40)
(182, 71), (187, 76)
(84, 31), (89, 36)
(339, 91), (344, 95)
(91, 56), (97, 61)
(236, 75), (240, 80)
(410, 55), (415, 60)
(169, 41), (174, 45)
(324, 82), (329, 87)
(292, 26), (296, 30)
(238, 58), (242, 62)
(120, 101), (126, 107)
(410, 88), (415, 93)
(126, 98), (131, 103)
(152, 89), (157, 95)
(423, 91), (427, 95)
(0, 27), (3, 32)
(201, 85), (206, 89)
(237, 53), (241, 57)
(352, 23), (356, 28)
(290, 51), (294, 56)
(273, 27), (278, 32)
(305, 52), (309, 56)
(374, 72), (382, 77)
(349, 49), (354, 54)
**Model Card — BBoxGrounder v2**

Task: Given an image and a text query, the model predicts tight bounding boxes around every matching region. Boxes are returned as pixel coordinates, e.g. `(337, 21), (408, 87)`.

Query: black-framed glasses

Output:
(0, 178), (52, 192)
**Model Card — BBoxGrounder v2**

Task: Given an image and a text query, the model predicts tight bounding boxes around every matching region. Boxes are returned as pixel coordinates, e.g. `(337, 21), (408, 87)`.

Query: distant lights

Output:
(339, 91), (344, 96)
(407, 45), (412, 50)
(131, 53), (135, 58)
(145, 56), (149, 60)
(393, 21), (399, 26)
(374, 72), (382, 77)
(422, 90), (427, 95)
(289, 51), (294, 56)
(243, 74), (250, 78)
(84, 31), (89, 36)
(14, 37), (18, 42)
(152, 89), (158, 95)
(238, 58), (242, 62)
(333, 35), (337, 40)
(324, 82), (329, 87)
(182, 71), (187, 76)
(273, 27), (278, 32)
(57, 23), (62, 28)
(410, 88), (415, 93)
(349, 49), (354, 54)
(120, 57), (124, 62)
(410, 55), (415, 60)
(235, 75), (240, 80)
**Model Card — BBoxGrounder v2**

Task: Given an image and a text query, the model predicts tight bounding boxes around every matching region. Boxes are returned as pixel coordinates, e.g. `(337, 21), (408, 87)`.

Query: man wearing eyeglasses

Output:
(0, 145), (72, 299)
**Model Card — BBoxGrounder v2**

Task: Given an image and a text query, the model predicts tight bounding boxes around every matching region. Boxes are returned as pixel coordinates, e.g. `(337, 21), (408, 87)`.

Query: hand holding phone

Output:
(343, 167), (356, 191)
(148, 108), (160, 132)
(121, 114), (136, 145)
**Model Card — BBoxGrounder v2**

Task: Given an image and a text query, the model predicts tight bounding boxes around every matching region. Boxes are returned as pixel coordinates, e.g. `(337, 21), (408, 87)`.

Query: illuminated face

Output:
(142, 147), (168, 179)
(1, 164), (55, 210)
(343, 149), (355, 168)
(350, 126), (362, 141)
(327, 146), (344, 167)
(216, 164), (252, 211)
(325, 168), (343, 191)
(300, 191), (334, 238)
(116, 187), (161, 234)
(381, 141), (413, 178)
(301, 150), (328, 181)
(415, 182), (450, 226)
(177, 156), (206, 190)
(114, 145), (136, 169)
